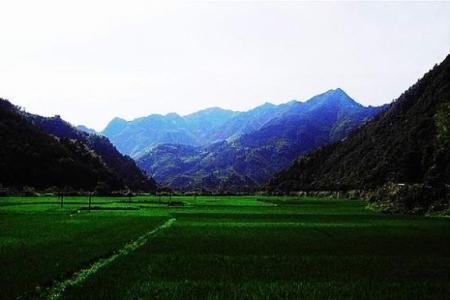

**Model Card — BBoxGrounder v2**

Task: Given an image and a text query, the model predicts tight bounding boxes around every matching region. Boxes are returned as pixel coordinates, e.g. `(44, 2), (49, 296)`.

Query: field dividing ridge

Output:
(43, 217), (177, 300)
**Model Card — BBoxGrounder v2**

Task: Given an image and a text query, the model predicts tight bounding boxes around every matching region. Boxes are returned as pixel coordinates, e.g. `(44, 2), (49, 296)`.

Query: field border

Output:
(41, 217), (176, 300)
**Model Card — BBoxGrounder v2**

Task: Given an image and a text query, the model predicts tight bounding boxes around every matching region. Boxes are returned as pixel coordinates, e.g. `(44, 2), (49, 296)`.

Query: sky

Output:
(0, 1), (449, 131)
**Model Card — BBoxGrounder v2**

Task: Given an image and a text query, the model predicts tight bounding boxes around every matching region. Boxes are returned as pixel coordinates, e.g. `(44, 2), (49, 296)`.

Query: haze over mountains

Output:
(102, 89), (385, 191)
(103, 89), (384, 160)
(102, 108), (236, 158)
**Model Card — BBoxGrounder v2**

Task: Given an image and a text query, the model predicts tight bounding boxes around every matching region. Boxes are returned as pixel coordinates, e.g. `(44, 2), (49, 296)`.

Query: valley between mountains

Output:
(1, 55), (449, 214)
(102, 88), (385, 192)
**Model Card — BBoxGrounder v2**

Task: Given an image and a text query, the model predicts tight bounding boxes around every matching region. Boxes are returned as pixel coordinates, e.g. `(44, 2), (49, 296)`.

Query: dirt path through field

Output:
(42, 217), (176, 300)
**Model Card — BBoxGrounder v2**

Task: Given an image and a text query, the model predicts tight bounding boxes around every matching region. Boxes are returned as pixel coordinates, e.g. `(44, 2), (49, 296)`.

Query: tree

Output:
(95, 182), (112, 196)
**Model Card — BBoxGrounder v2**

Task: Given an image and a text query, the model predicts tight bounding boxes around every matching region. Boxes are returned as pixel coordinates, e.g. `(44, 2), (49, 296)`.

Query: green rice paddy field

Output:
(1, 195), (449, 299)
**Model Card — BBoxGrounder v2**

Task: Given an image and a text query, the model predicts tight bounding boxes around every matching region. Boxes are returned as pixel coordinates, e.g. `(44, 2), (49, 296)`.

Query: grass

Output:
(1, 195), (449, 299)
(0, 198), (169, 299)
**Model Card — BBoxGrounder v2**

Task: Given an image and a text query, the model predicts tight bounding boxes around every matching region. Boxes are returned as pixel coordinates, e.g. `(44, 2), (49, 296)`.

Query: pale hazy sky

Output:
(0, 1), (449, 130)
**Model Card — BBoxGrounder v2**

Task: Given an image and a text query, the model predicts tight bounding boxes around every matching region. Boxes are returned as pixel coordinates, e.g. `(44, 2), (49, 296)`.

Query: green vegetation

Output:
(1, 195), (449, 299)
(435, 102), (450, 149)
(0, 196), (168, 299)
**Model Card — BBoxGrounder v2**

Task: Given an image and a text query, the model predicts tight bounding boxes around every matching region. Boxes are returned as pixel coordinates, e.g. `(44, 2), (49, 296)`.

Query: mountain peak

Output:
(165, 112), (181, 118)
(111, 117), (127, 123)
(101, 117), (128, 136)
(313, 88), (361, 108)
(261, 102), (275, 107)
(184, 106), (237, 118)
(324, 88), (348, 97)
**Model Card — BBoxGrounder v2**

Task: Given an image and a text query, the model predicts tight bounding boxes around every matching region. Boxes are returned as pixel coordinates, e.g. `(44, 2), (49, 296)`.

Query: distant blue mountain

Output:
(102, 98), (320, 159)
(101, 108), (238, 158)
(135, 89), (387, 192)
(208, 101), (297, 142)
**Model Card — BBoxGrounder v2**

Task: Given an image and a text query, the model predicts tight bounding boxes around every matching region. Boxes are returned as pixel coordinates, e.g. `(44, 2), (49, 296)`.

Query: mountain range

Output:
(110, 89), (385, 191)
(1, 53), (448, 208)
(1, 54), (448, 213)
(102, 108), (237, 159)
(103, 89), (380, 160)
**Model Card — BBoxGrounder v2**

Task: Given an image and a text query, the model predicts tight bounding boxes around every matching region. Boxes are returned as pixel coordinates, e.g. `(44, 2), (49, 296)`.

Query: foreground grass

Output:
(0, 207), (167, 299)
(66, 199), (450, 299)
(1, 196), (450, 299)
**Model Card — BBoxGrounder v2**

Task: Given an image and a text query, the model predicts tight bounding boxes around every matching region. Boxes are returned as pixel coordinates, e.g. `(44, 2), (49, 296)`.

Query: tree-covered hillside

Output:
(0, 99), (156, 192)
(269, 55), (450, 199)
(29, 114), (156, 191)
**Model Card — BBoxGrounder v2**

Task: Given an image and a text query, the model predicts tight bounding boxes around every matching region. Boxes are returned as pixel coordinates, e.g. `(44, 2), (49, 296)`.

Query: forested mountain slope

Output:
(269, 55), (450, 205)
(0, 99), (120, 190)
(30, 115), (156, 191)
(0, 99), (156, 192)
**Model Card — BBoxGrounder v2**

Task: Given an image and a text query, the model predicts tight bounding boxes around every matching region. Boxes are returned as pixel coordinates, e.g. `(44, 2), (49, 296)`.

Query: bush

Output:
(94, 182), (112, 196)
(22, 186), (37, 196)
